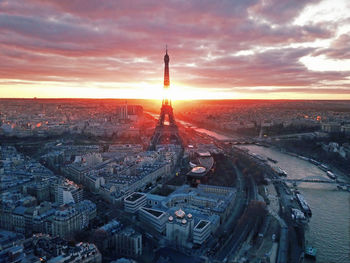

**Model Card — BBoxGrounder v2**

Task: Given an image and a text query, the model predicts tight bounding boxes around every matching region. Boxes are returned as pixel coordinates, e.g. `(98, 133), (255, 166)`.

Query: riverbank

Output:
(266, 142), (350, 185)
(271, 139), (350, 180)
(237, 144), (350, 263)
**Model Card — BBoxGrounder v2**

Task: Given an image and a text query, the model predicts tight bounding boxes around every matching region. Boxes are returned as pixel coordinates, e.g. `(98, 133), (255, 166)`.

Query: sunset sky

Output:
(1, 0), (350, 100)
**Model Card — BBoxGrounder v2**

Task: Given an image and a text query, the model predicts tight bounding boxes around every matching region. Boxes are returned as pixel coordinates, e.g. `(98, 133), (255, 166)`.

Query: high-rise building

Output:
(119, 101), (128, 120)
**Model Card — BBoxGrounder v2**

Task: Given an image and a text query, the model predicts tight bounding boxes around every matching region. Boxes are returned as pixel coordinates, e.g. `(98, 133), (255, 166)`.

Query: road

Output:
(214, 157), (259, 261)
(223, 145), (303, 263)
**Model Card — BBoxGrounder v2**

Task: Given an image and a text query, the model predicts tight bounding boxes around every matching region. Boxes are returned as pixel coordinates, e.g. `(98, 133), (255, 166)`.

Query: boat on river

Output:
(251, 152), (266, 162)
(291, 208), (308, 224)
(298, 155), (309, 161)
(337, 185), (350, 192)
(309, 158), (320, 165)
(274, 166), (287, 176)
(318, 163), (329, 172)
(267, 157), (277, 163)
(305, 245), (317, 260)
(326, 170), (336, 180)
(296, 193), (312, 217)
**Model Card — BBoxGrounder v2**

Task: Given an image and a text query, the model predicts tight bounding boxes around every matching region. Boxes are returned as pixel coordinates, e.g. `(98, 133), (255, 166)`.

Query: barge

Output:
(274, 166), (287, 177)
(296, 193), (312, 217)
(305, 245), (317, 260)
(267, 157), (277, 163)
(326, 170), (336, 180)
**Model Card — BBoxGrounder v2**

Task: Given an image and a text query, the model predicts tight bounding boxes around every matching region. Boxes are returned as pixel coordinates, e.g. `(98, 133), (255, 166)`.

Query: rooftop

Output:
(197, 151), (211, 157)
(190, 166), (206, 174)
(175, 208), (185, 218)
(195, 220), (209, 229)
(125, 192), (145, 202)
(142, 207), (164, 218)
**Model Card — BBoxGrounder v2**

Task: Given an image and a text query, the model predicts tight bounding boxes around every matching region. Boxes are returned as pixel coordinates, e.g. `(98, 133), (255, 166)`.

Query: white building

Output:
(193, 220), (211, 245)
(124, 192), (147, 214)
(166, 209), (194, 248)
(138, 207), (168, 234)
(57, 184), (83, 205)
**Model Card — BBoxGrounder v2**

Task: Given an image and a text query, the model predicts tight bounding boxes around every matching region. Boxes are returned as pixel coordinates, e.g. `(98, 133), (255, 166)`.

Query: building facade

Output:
(115, 227), (142, 258)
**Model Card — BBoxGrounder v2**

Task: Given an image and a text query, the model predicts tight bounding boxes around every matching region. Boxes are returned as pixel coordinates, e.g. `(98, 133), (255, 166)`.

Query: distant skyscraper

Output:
(119, 100), (128, 120)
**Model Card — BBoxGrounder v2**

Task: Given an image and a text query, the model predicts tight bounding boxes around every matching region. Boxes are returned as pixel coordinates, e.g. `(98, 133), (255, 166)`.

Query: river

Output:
(148, 111), (350, 263)
(189, 126), (349, 262)
(237, 145), (350, 263)
(150, 113), (350, 261)
(176, 119), (240, 141)
(146, 112), (238, 141)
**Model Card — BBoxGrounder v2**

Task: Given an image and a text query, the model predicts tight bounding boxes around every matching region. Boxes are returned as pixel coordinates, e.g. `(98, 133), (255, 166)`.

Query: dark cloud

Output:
(176, 47), (348, 89)
(313, 34), (350, 59)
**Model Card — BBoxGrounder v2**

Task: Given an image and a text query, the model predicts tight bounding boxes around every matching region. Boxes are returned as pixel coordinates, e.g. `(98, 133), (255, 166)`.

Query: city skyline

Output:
(1, 0), (350, 100)
(1, 2), (350, 260)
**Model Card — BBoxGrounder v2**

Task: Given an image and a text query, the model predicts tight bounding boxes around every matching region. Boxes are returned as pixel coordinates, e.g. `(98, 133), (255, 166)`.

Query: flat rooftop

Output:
(125, 192), (145, 202)
(195, 220), (209, 229)
(142, 207), (164, 218)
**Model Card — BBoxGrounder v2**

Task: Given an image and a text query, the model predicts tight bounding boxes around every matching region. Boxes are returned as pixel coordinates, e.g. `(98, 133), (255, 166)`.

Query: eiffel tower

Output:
(149, 47), (183, 150)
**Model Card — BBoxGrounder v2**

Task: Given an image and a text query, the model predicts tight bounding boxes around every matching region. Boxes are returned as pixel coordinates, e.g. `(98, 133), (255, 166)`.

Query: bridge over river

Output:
(272, 177), (350, 188)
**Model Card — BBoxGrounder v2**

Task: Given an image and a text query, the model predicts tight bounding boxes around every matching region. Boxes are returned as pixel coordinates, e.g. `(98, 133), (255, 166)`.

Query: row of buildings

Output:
(123, 183), (236, 249)
(0, 135), (148, 261)
(1, 146), (83, 206)
(63, 147), (181, 203)
(321, 122), (350, 135)
(177, 101), (350, 136)
(321, 142), (350, 159)
(0, 99), (143, 138)
(0, 145), (99, 240)
(0, 195), (96, 239)
(0, 231), (102, 263)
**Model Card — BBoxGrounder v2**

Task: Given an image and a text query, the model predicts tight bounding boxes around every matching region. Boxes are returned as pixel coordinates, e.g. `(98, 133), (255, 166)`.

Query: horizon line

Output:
(0, 97), (350, 101)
